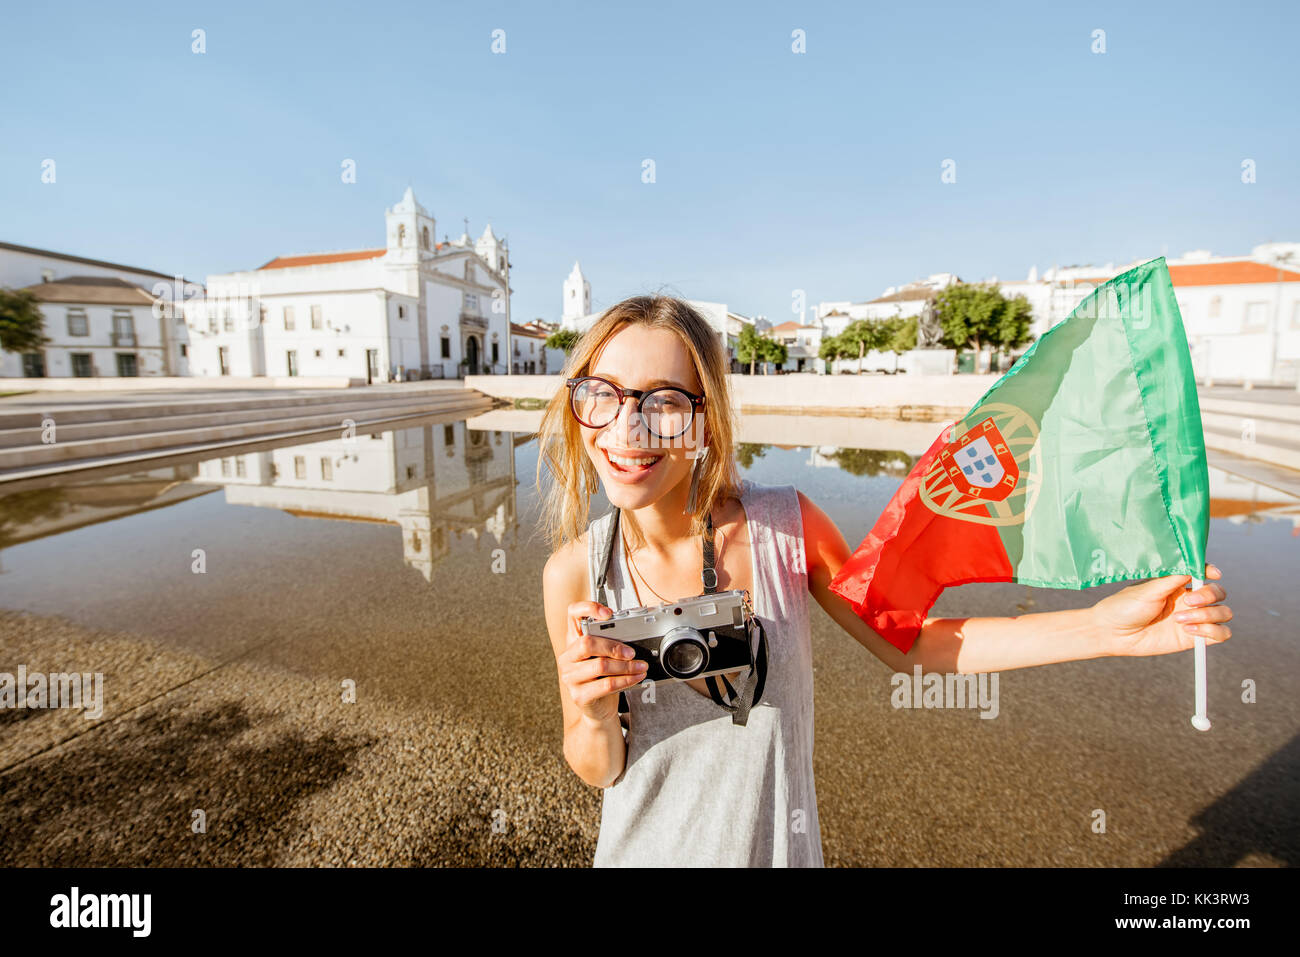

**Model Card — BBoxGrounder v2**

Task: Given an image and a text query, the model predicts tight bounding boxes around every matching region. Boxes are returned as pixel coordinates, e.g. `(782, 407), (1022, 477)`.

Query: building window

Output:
(112, 309), (136, 346)
(235, 457), (247, 478)
(321, 457), (333, 481)
(287, 350), (298, 376)
(421, 226), (430, 250)
(294, 456), (306, 479)
(67, 308), (89, 336)
(1243, 302), (1269, 332)
(398, 305), (406, 319)
(180, 344), (188, 357)
(398, 223), (406, 246)
(444, 423), (454, 446)
(218, 346), (230, 375)
(311, 305), (323, 329)
(440, 336), (451, 358)
(21, 353), (46, 377)
(220, 458), (231, 477)
(492, 342), (499, 364)
(406, 465), (416, 480)
(208, 315), (218, 334)
(1208, 296), (1222, 319)
(284, 306), (296, 330)
(115, 353), (138, 377)
(223, 310), (234, 332)
(464, 292), (478, 314)
(71, 353), (92, 377)
(338, 348), (345, 357)
(314, 349), (322, 358)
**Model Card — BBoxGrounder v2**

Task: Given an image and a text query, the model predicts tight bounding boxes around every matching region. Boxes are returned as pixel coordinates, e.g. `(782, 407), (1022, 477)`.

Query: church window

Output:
(421, 226), (430, 250)
(440, 336), (451, 358)
(311, 304), (323, 329)
(284, 306), (295, 330)
(398, 223), (406, 246)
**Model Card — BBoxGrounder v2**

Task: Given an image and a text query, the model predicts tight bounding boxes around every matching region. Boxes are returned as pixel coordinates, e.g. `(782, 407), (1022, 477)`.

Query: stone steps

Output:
(0, 390), (496, 479)
(0, 391), (459, 449)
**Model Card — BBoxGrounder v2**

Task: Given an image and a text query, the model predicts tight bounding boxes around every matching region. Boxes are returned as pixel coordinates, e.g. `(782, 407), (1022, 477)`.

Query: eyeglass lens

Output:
(571, 378), (695, 437)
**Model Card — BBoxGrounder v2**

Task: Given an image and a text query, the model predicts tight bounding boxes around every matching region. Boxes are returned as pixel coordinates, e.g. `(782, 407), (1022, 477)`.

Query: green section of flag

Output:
(958, 257), (1209, 588)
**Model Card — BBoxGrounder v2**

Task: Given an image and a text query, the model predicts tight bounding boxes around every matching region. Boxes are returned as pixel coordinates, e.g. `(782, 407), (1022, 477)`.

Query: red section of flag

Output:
(829, 424), (1014, 653)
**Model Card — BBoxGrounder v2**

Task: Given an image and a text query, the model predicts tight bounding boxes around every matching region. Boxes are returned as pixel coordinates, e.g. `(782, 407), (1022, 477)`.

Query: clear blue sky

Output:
(2, 0), (1296, 323)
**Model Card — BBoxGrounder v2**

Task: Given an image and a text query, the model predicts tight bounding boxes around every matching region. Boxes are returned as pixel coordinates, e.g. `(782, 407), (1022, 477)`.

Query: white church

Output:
(558, 261), (757, 371)
(187, 188), (512, 382)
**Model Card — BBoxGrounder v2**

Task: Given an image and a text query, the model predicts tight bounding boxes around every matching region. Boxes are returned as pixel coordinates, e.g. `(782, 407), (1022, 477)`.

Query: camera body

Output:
(580, 588), (756, 684)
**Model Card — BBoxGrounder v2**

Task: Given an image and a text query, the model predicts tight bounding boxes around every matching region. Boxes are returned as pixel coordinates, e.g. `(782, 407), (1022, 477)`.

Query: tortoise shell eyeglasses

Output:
(565, 375), (706, 439)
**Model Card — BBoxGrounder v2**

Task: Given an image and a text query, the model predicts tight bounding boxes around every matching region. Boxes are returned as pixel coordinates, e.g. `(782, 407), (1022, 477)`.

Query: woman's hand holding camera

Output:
(560, 601), (649, 723)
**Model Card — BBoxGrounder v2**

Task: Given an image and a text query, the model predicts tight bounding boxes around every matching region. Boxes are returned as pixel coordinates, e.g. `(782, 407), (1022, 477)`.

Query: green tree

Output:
(0, 288), (48, 356)
(758, 335), (787, 373)
(933, 283), (1034, 371)
(884, 316), (916, 372)
(545, 328), (581, 355)
(818, 332), (852, 373)
(736, 324), (764, 374)
(839, 319), (894, 373)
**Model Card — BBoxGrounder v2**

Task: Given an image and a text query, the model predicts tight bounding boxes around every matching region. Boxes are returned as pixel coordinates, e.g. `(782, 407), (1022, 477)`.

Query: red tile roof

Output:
(258, 248), (387, 270)
(1167, 261), (1300, 286)
(1072, 260), (1300, 287)
(769, 320), (803, 332)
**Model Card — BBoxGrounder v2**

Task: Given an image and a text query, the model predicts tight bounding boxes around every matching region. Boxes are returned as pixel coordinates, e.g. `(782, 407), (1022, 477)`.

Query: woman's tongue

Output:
(608, 450), (658, 472)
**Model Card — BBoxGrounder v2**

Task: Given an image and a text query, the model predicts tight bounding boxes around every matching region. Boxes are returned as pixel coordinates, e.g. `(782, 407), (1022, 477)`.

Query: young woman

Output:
(537, 296), (1232, 867)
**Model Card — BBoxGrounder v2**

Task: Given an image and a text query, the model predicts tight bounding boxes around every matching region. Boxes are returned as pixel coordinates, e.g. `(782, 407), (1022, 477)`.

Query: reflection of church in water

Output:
(193, 418), (523, 580)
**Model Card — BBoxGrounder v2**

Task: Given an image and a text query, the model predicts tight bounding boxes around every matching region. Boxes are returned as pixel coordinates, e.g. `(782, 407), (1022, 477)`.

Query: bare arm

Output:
(797, 490), (1232, 675)
(542, 540), (644, 788)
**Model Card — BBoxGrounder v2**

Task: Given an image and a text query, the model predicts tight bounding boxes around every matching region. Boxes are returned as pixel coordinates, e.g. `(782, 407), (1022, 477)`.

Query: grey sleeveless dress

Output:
(585, 478), (824, 867)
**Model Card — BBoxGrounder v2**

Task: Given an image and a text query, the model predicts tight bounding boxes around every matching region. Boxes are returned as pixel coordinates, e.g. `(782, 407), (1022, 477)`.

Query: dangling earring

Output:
(684, 445), (709, 514)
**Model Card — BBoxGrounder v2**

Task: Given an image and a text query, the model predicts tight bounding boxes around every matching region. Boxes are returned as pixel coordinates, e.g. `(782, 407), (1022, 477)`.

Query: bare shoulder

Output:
(544, 530), (589, 585)
(543, 529), (590, 601)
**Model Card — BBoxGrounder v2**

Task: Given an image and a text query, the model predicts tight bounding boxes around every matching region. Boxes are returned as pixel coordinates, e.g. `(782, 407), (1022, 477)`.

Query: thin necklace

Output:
(623, 515), (724, 604)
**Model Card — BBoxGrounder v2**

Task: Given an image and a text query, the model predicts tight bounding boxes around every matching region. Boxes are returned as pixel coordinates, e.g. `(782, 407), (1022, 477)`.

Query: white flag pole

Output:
(1189, 575), (1211, 731)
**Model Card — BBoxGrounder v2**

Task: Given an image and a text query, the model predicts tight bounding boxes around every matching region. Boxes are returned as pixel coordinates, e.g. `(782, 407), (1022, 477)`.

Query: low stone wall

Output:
(465, 372), (1000, 416)
(0, 375), (361, 392)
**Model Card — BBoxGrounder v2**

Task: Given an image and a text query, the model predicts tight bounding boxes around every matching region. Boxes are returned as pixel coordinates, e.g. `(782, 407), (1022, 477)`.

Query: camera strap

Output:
(595, 504), (768, 726)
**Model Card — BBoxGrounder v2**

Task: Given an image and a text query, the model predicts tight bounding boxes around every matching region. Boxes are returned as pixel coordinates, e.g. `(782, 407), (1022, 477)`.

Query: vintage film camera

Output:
(580, 588), (758, 685)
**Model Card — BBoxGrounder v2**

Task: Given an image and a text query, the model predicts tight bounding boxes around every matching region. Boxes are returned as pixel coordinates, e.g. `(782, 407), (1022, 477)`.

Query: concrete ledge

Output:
(466, 372), (1000, 411)
(0, 375), (362, 392)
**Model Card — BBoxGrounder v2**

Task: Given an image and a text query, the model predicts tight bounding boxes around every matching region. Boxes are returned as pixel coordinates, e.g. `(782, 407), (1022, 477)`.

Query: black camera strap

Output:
(594, 504), (768, 726)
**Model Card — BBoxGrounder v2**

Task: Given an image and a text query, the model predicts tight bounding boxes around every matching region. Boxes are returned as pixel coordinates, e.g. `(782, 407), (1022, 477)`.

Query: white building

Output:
(194, 417), (520, 582)
(2, 275), (186, 378)
(765, 320), (824, 373)
(556, 266), (756, 371)
(562, 261), (591, 323)
(816, 274), (960, 337)
(996, 244), (1300, 385)
(187, 188), (512, 383)
(1, 240), (195, 378)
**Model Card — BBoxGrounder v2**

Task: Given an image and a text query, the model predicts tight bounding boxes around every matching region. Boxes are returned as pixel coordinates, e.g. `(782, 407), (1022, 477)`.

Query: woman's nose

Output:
(609, 396), (647, 443)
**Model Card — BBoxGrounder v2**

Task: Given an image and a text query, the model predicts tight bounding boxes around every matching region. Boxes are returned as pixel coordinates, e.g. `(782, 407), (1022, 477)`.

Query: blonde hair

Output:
(534, 295), (743, 554)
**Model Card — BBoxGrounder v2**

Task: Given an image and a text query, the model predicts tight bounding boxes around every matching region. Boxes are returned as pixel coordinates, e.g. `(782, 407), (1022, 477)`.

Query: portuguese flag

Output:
(829, 257), (1210, 653)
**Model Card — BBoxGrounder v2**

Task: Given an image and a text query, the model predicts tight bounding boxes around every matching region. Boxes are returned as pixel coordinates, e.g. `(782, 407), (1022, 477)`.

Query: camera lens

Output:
(660, 627), (708, 679)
